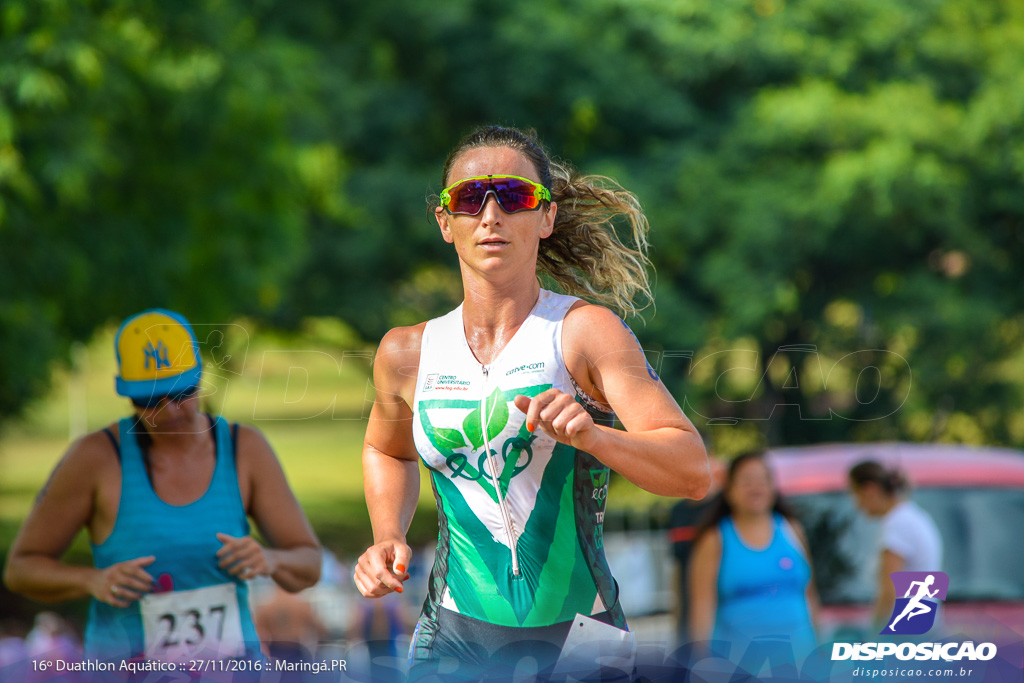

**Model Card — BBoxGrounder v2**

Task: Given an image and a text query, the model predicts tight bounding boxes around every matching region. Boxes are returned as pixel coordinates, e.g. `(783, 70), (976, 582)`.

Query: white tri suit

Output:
(408, 289), (631, 678)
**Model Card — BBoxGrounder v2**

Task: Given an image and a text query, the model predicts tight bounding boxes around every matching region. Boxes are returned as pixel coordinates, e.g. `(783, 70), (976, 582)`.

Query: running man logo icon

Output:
(881, 571), (949, 635)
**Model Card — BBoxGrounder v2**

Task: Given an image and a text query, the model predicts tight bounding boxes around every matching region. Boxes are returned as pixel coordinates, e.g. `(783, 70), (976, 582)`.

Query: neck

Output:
(459, 252), (541, 308)
(731, 509), (771, 525)
(139, 412), (208, 450)
(460, 272), (541, 365)
(462, 280), (541, 329)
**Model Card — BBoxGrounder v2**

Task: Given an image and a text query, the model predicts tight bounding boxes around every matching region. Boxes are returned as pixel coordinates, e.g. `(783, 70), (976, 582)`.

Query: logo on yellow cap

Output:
(115, 310), (202, 398)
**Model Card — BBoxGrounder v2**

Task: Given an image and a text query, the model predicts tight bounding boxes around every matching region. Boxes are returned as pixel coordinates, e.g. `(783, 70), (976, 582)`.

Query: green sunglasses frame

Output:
(440, 175), (552, 215)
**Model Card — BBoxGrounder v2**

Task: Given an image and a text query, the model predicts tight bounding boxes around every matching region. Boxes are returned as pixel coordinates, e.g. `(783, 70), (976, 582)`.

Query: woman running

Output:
(4, 309), (322, 662)
(353, 126), (710, 678)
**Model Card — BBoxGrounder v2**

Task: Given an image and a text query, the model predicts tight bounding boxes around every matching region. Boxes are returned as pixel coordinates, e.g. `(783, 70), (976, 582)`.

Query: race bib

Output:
(554, 614), (635, 678)
(140, 583), (245, 661)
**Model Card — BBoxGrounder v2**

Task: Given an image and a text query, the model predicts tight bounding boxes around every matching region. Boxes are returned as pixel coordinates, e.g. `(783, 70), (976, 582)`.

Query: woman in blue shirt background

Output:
(4, 309), (322, 662)
(689, 451), (819, 664)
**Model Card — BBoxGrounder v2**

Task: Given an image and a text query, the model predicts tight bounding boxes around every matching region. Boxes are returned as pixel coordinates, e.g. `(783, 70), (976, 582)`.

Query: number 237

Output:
(158, 605), (226, 648)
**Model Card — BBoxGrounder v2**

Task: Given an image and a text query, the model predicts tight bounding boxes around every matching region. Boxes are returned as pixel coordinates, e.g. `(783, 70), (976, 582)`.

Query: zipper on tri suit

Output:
(481, 364), (521, 576)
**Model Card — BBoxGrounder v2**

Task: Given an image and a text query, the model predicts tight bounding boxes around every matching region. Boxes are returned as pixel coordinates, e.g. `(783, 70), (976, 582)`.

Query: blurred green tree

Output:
(0, 1), (324, 419)
(3, 0), (1022, 449)
(264, 0), (1024, 448)
(625, 0), (1024, 447)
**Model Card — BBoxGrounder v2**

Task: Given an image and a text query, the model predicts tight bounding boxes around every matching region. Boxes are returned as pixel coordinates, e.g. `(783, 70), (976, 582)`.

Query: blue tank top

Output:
(84, 416), (260, 661)
(714, 514), (815, 658)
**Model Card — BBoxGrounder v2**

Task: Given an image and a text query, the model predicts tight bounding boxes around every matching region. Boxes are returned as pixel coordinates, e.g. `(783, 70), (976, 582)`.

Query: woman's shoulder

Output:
(693, 524), (724, 556)
(377, 323), (427, 364)
(562, 299), (618, 327)
(562, 302), (636, 353)
(884, 500), (932, 529)
(774, 511), (802, 530)
(371, 324), (428, 403)
(715, 515), (736, 538)
(882, 500), (913, 522)
(776, 513), (809, 547)
(78, 425), (123, 457)
(46, 427), (122, 485)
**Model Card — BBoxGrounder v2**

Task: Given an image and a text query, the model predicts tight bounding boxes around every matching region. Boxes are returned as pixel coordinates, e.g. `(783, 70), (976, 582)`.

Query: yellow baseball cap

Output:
(114, 309), (202, 398)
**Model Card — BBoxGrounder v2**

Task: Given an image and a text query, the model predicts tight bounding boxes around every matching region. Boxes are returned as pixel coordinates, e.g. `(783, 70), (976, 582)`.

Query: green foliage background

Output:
(4, 0), (1023, 450)
(2, 0), (1024, 633)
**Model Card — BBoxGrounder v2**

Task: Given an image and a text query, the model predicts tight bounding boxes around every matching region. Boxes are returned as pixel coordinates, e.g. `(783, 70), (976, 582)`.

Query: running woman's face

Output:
(436, 147), (556, 278)
(132, 392), (201, 432)
(725, 458), (775, 516)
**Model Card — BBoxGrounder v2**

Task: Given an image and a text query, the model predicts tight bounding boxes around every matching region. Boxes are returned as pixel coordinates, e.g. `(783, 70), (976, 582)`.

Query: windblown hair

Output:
(694, 451), (799, 541)
(849, 460), (909, 496)
(439, 125), (653, 317)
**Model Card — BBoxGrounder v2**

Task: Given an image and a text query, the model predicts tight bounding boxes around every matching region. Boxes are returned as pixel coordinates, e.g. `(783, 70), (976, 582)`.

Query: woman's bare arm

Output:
(354, 325), (423, 598)
(519, 304), (710, 498)
(4, 433), (154, 608)
(688, 529), (721, 643)
(224, 425), (322, 592)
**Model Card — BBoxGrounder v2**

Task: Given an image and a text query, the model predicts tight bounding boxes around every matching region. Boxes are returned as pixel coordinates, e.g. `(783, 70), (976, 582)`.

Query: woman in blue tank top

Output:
(689, 452), (820, 664)
(4, 309), (322, 663)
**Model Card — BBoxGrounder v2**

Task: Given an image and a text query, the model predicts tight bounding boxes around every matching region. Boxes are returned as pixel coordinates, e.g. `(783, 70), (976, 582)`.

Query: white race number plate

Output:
(140, 583), (245, 661)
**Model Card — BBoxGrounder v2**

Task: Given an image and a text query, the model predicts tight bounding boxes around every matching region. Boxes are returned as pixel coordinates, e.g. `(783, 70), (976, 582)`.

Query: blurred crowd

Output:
(1, 453), (942, 676)
(0, 612), (81, 669)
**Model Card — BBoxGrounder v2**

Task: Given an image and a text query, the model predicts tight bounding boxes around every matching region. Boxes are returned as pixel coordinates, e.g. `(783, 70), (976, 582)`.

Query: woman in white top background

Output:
(849, 460), (943, 630)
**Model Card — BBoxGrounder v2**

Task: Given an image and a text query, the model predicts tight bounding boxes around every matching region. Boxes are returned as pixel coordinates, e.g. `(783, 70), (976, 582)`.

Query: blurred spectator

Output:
(348, 592), (412, 683)
(0, 619), (29, 669)
(689, 452), (819, 665)
(609, 533), (659, 616)
(254, 585), (326, 660)
(26, 612), (80, 662)
(849, 460), (943, 630)
(318, 549), (347, 587)
(668, 457), (725, 644)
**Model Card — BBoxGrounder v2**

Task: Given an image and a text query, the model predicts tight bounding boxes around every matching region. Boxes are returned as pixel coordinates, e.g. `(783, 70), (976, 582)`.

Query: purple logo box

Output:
(891, 571), (949, 600)
(882, 571), (949, 636)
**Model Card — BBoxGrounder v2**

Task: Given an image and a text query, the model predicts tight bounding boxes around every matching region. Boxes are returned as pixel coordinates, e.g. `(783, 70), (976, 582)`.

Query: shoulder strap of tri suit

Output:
(231, 422), (240, 465)
(102, 427), (120, 462)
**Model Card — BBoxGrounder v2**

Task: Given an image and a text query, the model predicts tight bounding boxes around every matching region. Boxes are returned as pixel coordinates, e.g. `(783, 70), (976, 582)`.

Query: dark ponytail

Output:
(849, 460), (908, 495)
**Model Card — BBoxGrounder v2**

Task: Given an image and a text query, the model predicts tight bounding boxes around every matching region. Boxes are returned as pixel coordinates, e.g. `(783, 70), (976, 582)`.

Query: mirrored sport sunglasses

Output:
(440, 175), (551, 216)
(130, 385), (199, 409)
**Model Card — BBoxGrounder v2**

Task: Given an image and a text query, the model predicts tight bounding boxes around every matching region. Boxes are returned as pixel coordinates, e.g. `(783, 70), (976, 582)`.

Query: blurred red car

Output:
(765, 442), (1024, 642)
